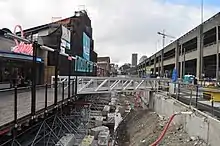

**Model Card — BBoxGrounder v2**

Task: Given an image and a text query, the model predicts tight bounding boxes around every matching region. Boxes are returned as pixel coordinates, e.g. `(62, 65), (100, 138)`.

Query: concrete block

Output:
(98, 130), (110, 146)
(80, 135), (94, 146)
(56, 133), (75, 146)
(102, 105), (110, 116)
(91, 126), (109, 139)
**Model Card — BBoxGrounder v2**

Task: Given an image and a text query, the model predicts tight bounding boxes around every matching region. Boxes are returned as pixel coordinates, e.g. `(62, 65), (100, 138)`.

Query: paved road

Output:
(0, 88), (69, 127)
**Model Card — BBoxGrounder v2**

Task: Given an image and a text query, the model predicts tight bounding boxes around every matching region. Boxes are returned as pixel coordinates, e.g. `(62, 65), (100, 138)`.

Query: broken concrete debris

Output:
(115, 94), (209, 146)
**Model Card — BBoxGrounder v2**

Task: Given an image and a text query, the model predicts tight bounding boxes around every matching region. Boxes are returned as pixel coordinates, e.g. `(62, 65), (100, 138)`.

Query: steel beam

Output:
(95, 79), (108, 92)
(123, 80), (133, 90)
(78, 79), (94, 92)
(135, 80), (144, 90)
(110, 80), (118, 89)
(110, 80), (121, 91)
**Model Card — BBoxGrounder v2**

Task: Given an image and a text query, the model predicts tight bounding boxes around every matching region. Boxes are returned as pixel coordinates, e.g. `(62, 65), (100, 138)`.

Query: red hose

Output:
(149, 114), (176, 146)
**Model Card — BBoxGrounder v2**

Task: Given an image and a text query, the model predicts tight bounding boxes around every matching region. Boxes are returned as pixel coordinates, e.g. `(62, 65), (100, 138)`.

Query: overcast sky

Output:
(0, 0), (219, 65)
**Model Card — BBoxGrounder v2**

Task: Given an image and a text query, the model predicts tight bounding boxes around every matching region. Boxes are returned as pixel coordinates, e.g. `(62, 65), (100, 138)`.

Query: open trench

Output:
(115, 95), (207, 146)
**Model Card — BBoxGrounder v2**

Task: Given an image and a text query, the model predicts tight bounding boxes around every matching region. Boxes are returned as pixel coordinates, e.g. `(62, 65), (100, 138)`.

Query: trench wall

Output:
(144, 91), (220, 146)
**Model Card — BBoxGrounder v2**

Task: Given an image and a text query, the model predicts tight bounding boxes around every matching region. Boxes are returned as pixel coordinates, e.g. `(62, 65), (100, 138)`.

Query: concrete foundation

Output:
(147, 92), (220, 146)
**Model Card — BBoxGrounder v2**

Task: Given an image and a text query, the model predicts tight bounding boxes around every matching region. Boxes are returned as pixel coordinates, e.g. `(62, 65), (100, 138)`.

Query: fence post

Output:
(45, 83), (48, 111)
(211, 97), (214, 116)
(31, 41), (37, 116)
(190, 87), (192, 107)
(75, 76), (78, 97)
(62, 81), (65, 102)
(72, 79), (74, 98)
(14, 86), (18, 125)
(54, 49), (59, 106)
(195, 85), (198, 108)
(68, 59), (71, 99)
(167, 80), (169, 92)
(177, 82), (180, 100)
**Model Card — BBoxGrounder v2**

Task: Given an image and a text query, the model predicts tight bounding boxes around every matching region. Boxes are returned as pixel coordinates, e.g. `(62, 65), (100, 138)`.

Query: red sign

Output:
(12, 42), (33, 56)
(12, 25), (33, 56)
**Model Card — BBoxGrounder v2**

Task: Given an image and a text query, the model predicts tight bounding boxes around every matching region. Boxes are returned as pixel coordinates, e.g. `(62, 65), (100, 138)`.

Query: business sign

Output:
(60, 26), (71, 54)
(11, 25), (33, 56)
(83, 32), (90, 61)
(75, 56), (93, 72)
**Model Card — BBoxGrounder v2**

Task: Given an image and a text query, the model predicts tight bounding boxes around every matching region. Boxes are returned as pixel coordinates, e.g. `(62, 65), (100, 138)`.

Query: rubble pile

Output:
(116, 94), (208, 146)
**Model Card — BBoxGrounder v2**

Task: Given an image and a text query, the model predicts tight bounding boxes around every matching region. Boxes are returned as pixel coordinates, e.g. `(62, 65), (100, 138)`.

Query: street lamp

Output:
(157, 30), (175, 77)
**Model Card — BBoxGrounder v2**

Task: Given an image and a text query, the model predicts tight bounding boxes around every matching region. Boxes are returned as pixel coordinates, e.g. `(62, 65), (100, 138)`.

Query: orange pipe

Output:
(149, 114), (176, 146)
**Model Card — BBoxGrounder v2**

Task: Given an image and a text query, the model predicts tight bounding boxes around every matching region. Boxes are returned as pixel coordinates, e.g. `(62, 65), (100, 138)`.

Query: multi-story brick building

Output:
(97, 57), (110, 77)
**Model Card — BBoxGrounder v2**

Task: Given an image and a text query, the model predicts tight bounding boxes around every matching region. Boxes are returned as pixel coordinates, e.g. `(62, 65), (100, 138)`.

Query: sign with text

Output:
(75, 56), (93, 72)
(83, 32), (90, 61)
(60, 26), (71, 54)
(11, 42), (33, 56)
(12, 25), (33, 56)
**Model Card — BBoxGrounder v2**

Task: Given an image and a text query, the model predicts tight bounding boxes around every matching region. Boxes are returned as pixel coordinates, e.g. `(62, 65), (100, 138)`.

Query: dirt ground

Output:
(115, 94), (207, 146)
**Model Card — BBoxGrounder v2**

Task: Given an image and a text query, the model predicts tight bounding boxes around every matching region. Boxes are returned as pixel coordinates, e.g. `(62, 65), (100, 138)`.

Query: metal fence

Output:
(169, 81), (220, 119)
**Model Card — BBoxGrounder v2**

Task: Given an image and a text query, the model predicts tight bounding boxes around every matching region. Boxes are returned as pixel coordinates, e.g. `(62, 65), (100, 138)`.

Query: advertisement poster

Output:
(83, 32), (90, 61)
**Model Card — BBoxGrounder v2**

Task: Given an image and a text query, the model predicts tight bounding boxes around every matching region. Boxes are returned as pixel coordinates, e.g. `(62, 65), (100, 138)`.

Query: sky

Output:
(0, 0), (219, 66)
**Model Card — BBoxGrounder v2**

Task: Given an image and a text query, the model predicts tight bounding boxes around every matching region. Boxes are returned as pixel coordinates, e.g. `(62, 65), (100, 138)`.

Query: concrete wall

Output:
(148, 92), (220, 146)
(163, 58), (175, 66)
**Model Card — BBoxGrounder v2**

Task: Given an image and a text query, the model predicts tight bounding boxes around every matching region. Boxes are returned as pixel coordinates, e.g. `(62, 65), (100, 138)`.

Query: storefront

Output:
(0, 32), (44, 89)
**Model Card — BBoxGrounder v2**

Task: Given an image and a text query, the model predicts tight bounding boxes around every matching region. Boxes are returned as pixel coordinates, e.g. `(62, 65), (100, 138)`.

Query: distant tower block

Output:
(132, 53), (138, 67)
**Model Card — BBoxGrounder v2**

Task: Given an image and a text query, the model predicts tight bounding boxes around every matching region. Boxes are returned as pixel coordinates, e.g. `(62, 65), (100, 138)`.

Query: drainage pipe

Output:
(149, 111), (192, 146)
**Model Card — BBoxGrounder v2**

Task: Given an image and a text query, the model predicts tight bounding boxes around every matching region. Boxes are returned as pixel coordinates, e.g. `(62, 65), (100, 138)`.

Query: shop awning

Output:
(0, 51), (43, 62)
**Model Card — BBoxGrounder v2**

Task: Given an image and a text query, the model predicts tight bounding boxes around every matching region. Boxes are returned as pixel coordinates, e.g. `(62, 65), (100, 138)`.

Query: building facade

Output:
(19, 10), (97, 83)
(139, 55), (147, 64)
(97, 57), (110, 77)
(132, 53), (138, 67)
(138, 12), (220, 80)
(0, 29), (44, 89)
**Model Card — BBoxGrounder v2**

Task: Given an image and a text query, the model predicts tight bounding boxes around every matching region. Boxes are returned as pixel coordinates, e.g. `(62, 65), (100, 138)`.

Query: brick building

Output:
(97, 57), (110, 77)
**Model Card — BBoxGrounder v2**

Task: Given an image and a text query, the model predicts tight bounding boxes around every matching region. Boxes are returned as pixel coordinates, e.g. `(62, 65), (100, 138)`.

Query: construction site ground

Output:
(115, 94), (207, 146)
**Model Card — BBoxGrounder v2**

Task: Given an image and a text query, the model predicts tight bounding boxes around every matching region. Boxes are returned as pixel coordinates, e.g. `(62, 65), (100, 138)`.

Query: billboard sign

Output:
(11, 25), (33, 56)
(83, 32), (90, 61)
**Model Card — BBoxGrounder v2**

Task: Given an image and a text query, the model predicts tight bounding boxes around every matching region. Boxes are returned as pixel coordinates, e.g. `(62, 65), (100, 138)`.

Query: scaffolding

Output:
(7, 97), (91, 146)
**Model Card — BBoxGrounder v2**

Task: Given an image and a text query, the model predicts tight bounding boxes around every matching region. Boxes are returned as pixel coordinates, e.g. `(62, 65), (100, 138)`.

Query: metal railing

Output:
(51, 76), (171, 94)
(0, 78), (77, 134)
(170, 81), (220, 119)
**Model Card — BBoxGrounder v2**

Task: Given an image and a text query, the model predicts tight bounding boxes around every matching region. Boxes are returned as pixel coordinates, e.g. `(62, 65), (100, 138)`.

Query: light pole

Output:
(157, 30), (175, 77)
(200, 0), (204, 79)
